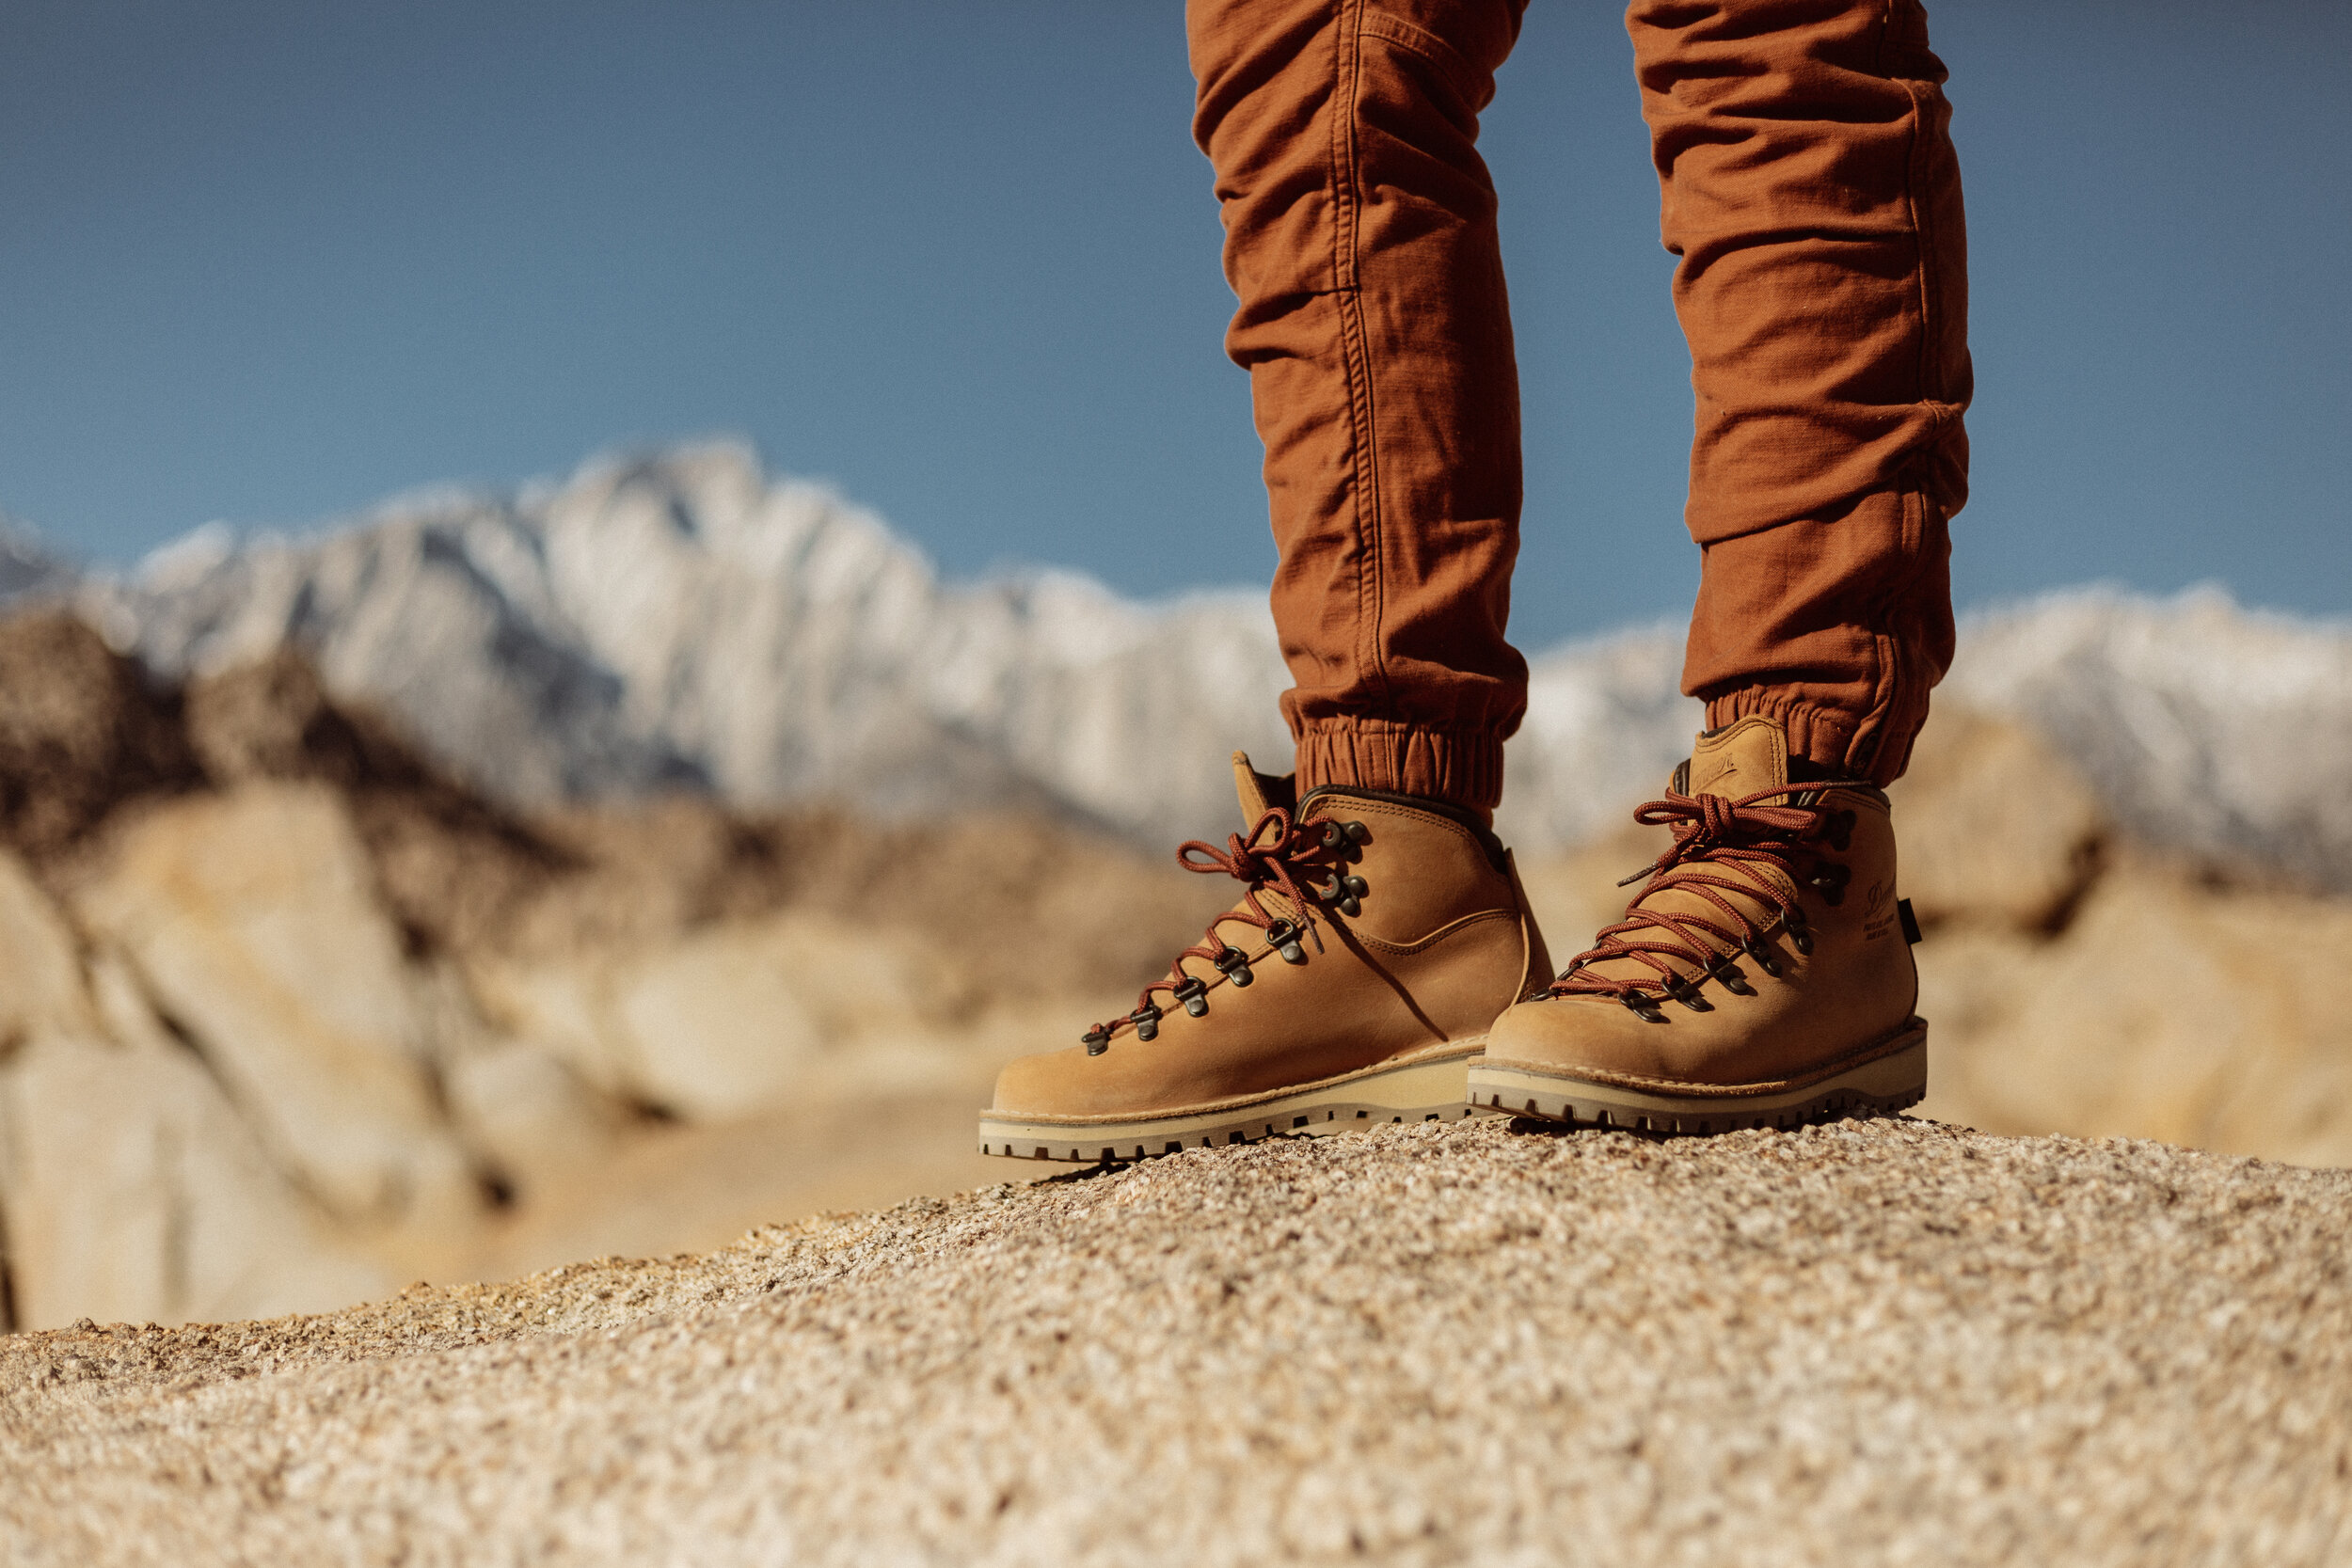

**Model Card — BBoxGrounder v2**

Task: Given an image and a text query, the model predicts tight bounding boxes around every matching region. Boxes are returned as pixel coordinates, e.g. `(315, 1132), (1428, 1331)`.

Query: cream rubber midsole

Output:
(978, 1048), (1481, 1164)
(1467, 1024), (1927, 1136)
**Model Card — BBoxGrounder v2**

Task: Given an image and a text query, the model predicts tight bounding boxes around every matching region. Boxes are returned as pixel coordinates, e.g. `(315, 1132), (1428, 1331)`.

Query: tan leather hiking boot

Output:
(980, 753), (1550, 1162)
(1470, 715), (1927, 1134)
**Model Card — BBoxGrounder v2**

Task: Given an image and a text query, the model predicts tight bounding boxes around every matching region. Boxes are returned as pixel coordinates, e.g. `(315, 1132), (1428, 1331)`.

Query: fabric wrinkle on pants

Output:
(1635, 0), (1969, 784)
(1186, 0), (1969, 802)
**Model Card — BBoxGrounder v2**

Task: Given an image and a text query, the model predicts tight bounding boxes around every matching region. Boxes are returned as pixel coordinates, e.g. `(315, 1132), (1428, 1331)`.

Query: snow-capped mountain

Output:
(16, 442), (2349, 883)
(75, 445), (1299, 844)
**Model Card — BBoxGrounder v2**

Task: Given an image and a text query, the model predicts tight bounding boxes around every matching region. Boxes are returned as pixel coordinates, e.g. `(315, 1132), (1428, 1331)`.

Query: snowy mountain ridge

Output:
(9, 441), (2346, 883)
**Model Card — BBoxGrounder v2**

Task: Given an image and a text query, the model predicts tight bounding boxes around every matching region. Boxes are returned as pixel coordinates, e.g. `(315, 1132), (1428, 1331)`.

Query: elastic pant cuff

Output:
(1294, 721), (1505, 816)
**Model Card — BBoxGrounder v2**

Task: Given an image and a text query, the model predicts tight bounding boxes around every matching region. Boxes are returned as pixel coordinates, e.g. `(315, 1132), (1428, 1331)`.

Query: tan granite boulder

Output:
(1916, 855), (2352, 1166)
(470, 911), (954, 1122)
(1887, 707), (2108, 932)
(65, 782), (481, 1230)
(0, 847), (392, 1329)
(0, 1028), (392, 1331)
(441, 1039), (626, 1203)
(0, 847), (97, 1043)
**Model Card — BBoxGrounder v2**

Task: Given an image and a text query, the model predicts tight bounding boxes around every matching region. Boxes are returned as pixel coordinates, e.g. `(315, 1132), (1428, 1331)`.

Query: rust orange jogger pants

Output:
(1188, 0), (1969, 807)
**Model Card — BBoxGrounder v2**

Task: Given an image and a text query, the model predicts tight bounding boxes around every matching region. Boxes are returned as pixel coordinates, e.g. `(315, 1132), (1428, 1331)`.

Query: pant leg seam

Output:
(1901, 81), (1939, 409)
(1329, 0), (1392, 712)
(1851, 496), (1908, 780)
(1329, 0), (1360, 295)
(1885, 2), (1947, 416)
(1854, 488), (1935, 781)
(1855, 3), (1930, 779)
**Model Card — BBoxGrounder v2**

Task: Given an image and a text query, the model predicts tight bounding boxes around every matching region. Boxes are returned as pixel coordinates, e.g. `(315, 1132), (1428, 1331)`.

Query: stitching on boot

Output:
(1491, 1019), (1925, 1099)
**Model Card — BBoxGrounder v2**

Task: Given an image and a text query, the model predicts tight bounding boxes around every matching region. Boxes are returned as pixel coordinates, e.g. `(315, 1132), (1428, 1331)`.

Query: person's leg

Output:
(980, 0), (1551, 1161)
(1188, 0), (1532, 816)
(1470, 0), (1967, 1131)
(1633, 0), (1968, 786)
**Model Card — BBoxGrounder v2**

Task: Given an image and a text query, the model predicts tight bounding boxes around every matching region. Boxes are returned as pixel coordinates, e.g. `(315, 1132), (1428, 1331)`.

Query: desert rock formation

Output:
(3, 598), (2350, 1331)
(0, 612), (1226, 1329)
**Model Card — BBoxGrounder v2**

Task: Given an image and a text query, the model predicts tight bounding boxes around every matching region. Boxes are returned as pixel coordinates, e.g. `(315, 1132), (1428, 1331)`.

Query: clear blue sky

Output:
(2, 1), (2345, 647)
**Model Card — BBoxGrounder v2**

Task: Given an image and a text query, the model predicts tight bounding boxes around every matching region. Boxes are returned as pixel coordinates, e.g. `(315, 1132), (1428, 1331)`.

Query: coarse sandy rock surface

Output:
(5, 1116), (2348, 1566)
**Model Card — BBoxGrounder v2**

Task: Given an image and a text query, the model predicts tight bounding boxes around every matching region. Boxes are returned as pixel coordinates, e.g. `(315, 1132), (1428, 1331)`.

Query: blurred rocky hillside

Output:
(2, 600), (2347, 1334)
(0, 610), (1230, 1331)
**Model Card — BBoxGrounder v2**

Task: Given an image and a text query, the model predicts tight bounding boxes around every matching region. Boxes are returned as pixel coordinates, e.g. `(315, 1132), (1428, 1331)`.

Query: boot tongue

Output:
(1231, 751), (1295, 820)
(1573, 715), (1797, 989)
(1152, 753), (1301, 988)
(1686, 715), (1791, 800)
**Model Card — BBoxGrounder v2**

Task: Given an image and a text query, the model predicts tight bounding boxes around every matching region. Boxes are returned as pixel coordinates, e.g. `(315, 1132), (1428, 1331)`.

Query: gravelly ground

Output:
(3, 1115), (2348, 1567)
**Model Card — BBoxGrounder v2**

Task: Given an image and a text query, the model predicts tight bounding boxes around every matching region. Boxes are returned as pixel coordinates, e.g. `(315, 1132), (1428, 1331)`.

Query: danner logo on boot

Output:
(1863, 878), (1897, 941)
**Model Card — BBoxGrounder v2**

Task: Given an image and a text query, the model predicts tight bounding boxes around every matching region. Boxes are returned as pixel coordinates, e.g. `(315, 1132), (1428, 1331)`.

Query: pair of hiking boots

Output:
(978, 715), (1927, 1163)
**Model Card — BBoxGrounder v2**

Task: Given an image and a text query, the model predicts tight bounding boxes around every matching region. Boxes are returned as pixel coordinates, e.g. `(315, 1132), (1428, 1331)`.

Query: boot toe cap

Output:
(1486, 991), (1680, 1082)
(989, 1046), (1089, 1118)
(990, 1041), (1178, 1120)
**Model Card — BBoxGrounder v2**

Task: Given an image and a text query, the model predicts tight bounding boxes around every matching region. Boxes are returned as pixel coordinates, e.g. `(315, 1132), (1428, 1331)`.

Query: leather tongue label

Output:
(1688, 716), (1789, 798)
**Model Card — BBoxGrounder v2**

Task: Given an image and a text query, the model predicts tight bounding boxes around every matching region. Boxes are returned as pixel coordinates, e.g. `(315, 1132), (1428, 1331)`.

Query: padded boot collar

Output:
(1296, 784), (1508, 869)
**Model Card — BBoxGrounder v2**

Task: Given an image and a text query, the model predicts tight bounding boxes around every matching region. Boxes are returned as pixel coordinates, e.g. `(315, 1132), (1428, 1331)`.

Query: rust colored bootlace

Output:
(1549, 781), (1860, 1022)
(1083, 807), (1362, 1053)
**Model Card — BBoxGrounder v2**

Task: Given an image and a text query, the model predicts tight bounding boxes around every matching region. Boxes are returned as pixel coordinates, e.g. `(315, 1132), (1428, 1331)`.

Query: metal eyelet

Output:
(1782, 904), (1815, 957)
(1740, 933), (1784, 978)
(1316, 872), (1368, 918)
(1264, 919), (1308, 965)
(1811, 862), (1851, 906)
(1082, 1027), (1111, 1056)
(1663, 974), (1713, 1012)
(1622, 993), (1668, 1024)
(1214, 947), (1254, 988)
(1823, 810), (1856, 852)
(1172, 977), (1210, 1018)
(1714, 961), (1756, 997)
(1129, 1004), (1163, 1042)
(1343, 821), (1370, 844)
